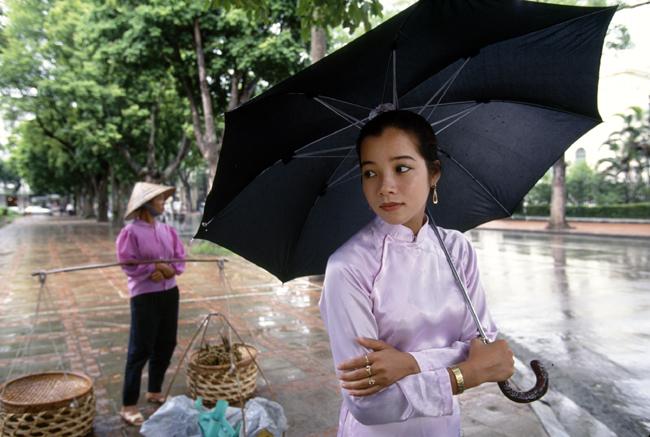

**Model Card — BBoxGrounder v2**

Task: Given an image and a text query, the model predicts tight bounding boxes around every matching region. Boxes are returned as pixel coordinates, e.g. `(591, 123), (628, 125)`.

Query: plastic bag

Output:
(141, 395), (288, 437)
(226, 397), (288, 437)
(140, 395), (203, 437)
(196, 398), (241, 437)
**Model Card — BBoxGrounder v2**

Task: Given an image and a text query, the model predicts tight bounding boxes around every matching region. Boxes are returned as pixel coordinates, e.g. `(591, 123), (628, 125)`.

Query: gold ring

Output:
(365, 365), (372, 376)
(364, 355), (370, 365)
(368, 378), (376, 386)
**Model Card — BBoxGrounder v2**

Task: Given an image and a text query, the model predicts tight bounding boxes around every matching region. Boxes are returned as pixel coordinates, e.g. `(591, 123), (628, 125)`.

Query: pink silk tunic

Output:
(319, 216), (497, 437)
(115, 219), (186, 298)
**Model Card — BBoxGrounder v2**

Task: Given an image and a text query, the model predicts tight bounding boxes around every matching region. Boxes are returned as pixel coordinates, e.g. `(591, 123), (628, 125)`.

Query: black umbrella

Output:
(197, 0), (614, 282)
(195, 0), (614, 402)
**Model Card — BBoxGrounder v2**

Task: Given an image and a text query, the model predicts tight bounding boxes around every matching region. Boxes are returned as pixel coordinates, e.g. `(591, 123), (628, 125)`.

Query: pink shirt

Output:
(116, 219), (186, 297)
(319, 216), (497, 437)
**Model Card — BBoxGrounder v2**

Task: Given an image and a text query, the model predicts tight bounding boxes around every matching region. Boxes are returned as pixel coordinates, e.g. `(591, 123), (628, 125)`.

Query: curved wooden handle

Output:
(498, 360), (549, 403)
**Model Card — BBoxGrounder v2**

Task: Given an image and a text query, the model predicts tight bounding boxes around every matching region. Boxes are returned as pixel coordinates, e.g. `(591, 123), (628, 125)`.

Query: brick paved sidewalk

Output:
(0, 216), (549, 436)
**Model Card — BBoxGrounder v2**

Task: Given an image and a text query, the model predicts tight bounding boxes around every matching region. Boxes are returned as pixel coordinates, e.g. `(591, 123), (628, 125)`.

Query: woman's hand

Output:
(337, 338), (420, 397)
(458, 338), (515, 390)
(150, 270), (164, 282)
(155, 263), (175, 279)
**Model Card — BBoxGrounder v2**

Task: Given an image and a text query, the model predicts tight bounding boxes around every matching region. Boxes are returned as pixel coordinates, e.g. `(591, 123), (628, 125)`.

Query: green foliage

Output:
(189, 240), (232, 256)
(599, 105), (650, 203)
(524, 202), (650, 218)
(205, 0), (384, 39)
(89, 0), (306, 135)
(524, 171), (552, 206)
(0, 207), (18, 227)
(606, 24), (633, 50)
(0, 159), (20, 188)
(0, 0), (124, 196)
(296, 0), (383, 37)
(524, 156), (646, 210)
(1, 0), (310, 201)
(566, 161), (598, 205)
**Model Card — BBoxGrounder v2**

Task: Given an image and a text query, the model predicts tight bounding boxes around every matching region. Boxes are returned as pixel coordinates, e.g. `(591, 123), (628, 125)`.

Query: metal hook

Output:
(38, 271), (47, 287)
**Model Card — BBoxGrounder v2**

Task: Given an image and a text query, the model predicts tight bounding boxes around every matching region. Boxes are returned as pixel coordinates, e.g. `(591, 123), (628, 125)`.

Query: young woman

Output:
(319, 110), (514, 436)
(115, 182), (186, 426)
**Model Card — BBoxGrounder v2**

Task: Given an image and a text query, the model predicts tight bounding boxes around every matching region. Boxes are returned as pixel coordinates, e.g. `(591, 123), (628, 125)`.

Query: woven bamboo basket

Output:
(186, 343), (258, 406)
(0, 371), (95, 437)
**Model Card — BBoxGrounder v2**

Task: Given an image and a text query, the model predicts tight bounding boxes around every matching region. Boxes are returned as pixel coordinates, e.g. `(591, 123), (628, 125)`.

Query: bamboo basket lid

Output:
(1, 371), (93, 413)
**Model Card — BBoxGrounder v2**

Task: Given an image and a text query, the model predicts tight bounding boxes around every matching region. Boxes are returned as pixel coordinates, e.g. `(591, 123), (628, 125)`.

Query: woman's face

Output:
(360, 127), (440, 234)
(148, 194), (166, 215)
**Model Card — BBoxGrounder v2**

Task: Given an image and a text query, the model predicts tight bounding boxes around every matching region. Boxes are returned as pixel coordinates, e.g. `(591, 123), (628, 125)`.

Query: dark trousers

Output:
(122, 287), (179, 406)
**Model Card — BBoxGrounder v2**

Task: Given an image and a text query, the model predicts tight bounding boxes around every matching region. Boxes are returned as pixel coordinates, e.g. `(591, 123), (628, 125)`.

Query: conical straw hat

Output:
(124, 182), (175, 220)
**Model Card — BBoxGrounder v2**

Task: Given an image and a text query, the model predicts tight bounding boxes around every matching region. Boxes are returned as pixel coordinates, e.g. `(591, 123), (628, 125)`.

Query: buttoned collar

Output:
(372, 215), (431, 244)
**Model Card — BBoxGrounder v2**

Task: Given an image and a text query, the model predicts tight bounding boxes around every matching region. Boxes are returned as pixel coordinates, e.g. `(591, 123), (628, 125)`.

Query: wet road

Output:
(467, 229), (650, 436)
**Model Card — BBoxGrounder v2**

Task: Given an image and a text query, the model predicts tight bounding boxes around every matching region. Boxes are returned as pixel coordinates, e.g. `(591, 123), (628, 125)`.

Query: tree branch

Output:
(173, 42), (206, 154)
(162, 133), (191, 181)
(118, 143), (144, 176)
(146, 106), (157, 173)
(34, 115), (75, 155)
(227, 70), (243, 111)
(240, 77), (259, 105)
(618, 1), (650, 10)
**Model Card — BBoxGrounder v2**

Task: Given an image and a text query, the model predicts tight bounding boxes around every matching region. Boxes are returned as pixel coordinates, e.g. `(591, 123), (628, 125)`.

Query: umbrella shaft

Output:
(429, 218), (489, 342)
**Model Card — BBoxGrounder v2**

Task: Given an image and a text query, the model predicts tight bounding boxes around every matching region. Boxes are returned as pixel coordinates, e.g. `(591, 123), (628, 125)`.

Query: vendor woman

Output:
(115, 182), (186, 426)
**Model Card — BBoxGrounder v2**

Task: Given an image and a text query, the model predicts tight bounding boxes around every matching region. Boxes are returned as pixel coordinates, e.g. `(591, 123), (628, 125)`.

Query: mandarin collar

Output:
(372, 215), (431, 244)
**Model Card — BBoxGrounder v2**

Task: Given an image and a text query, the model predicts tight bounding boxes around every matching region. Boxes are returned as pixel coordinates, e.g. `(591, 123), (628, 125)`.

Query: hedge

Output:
(523, 203), (650, 219)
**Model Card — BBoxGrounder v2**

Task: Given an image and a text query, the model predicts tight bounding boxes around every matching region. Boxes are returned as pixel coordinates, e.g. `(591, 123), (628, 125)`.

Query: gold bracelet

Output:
(450, 367), (465, 394)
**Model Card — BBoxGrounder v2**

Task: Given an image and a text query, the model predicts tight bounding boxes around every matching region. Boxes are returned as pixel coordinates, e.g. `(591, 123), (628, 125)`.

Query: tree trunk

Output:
(110, 170), (122, 227)
(97, 182), (108, 223)
(162, 134), (192, 181)
(310, 25), (327, 64)
(548, 155), (571, 230)
(193, 18), (220, 191)
(82, 185), (96, 219)
(206, 149), (219, 188)
(96, 175), (109, 222)
(178, 169), (193, 214)
(145, 108), (157, 180)
(73, 188), (80, 216)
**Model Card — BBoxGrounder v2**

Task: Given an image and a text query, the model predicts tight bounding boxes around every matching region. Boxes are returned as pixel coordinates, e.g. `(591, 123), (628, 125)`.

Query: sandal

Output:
(120, 410), (145, 426)
(145, 393), (166, 404)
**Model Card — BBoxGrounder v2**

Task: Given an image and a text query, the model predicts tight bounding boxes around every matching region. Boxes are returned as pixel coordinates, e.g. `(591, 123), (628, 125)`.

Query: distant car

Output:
(24, 205), (53, 215)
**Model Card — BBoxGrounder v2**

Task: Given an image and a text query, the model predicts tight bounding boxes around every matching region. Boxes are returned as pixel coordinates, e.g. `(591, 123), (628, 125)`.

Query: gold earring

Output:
(432, 185), (438, 205)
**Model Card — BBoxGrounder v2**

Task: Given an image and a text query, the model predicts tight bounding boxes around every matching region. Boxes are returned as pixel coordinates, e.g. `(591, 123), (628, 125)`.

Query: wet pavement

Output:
(1, 215), (647, 436)
(466, 229), (650, 436)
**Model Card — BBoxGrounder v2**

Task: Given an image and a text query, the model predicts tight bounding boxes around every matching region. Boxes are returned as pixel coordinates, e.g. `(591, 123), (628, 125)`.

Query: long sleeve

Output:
(116, 227), (155, 280)
(169, 227), (186, 275)
(410, 233), (497, 373)
(320, 257), (454, 426)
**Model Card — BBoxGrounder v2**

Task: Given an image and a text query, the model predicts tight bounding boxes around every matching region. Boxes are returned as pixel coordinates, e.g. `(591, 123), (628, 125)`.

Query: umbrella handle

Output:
(497, 359), (549, 403)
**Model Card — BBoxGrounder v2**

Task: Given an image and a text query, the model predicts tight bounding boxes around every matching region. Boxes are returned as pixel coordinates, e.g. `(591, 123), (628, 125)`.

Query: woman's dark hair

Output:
(356, 110), (440, 175)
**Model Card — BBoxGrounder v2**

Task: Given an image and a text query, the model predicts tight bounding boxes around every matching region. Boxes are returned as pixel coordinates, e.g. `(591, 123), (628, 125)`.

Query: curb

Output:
(475, 226), (650, 240)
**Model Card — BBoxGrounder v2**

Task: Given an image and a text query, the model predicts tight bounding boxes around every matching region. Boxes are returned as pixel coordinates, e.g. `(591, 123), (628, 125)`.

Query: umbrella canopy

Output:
(195, 0), (615, 282)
